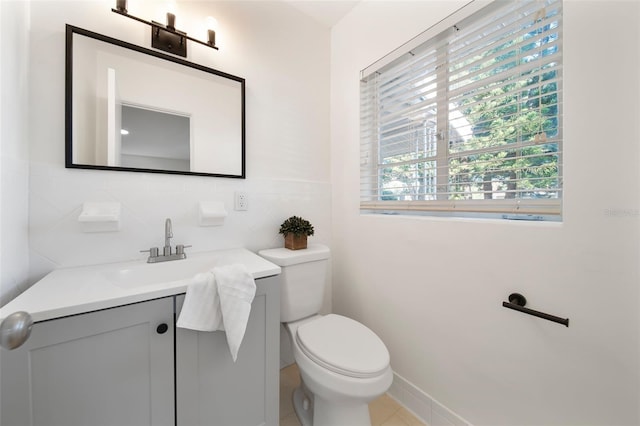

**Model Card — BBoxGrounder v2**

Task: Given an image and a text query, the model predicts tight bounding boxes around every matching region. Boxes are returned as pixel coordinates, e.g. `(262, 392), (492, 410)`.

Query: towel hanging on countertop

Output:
(176, 263), (256, 362)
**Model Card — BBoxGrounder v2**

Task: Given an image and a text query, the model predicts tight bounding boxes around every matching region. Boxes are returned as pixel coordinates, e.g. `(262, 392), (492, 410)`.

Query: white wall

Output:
(25, 0), (332, 311)
(331, 1), (640, 425)
(0, 1), (31, 306)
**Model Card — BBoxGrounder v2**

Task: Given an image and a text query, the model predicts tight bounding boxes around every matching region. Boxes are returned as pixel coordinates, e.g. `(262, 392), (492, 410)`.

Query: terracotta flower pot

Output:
(284, 234), (307, 250)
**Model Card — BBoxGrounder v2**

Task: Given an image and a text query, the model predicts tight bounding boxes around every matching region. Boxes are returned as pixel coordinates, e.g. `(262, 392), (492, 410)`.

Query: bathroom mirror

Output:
(65, 25), (245, 178)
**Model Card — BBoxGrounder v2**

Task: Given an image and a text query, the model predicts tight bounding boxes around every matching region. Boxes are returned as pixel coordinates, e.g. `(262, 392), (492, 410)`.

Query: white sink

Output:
(101, 256), (219, 288)
(0, 248), (281, 323)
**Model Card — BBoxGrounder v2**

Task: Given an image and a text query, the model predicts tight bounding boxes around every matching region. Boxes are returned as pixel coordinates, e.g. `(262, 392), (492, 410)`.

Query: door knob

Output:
(156, 323), (169, 334)
(0, 311), (34, 350)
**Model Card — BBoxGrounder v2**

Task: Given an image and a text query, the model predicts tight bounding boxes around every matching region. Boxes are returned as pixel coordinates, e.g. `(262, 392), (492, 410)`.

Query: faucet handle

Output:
(141, 247), (159, 257)
(176, 244), (191, 255)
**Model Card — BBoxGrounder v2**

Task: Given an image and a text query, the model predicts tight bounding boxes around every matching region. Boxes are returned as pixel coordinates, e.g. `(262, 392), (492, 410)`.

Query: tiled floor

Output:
(280, 364), (426, 426)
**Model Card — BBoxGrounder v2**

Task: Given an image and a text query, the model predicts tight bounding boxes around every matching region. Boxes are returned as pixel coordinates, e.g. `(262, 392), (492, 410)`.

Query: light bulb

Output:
(166, 1), (177, 15)
(206, 16), (218, 31)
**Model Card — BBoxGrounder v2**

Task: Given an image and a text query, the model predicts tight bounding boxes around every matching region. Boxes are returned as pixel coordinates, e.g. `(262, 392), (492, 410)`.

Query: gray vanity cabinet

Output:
(1, 275), (279, 426)
(0, 297), (175, 426)
(176, 275), (280, 426)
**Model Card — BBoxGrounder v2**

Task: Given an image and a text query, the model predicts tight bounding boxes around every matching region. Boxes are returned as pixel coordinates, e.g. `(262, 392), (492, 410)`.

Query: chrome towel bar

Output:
(502, 293), (569, 327)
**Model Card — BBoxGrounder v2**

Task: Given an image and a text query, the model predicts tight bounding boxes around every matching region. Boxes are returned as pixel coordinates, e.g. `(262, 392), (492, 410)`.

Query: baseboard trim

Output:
(387, 371), (472, 426)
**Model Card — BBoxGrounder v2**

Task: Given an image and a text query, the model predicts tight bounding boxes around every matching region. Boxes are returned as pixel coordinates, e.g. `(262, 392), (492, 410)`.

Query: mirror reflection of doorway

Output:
(69, 26), (245, 177)
(119, 105), (191, 171)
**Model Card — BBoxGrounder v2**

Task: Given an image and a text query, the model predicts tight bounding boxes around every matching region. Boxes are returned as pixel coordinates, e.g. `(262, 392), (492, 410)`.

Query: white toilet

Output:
(259, 244), (392, 426)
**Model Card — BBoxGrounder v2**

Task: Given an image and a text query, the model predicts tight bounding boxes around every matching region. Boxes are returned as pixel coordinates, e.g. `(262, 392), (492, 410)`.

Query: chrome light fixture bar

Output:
(112, 0), (218, 58)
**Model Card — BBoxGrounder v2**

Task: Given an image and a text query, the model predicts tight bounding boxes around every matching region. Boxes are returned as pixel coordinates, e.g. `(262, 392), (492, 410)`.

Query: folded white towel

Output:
(176, 271), (222, 332)
(214, 264), (257, 361)
(177, 264), (256, 362)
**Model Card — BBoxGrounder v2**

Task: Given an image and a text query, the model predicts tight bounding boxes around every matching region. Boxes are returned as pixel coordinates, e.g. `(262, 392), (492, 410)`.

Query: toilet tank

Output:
(258, 244), (330, 322)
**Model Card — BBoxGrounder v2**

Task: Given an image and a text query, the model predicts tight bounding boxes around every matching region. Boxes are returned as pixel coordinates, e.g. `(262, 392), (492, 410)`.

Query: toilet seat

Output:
(295, 314), (389, 379)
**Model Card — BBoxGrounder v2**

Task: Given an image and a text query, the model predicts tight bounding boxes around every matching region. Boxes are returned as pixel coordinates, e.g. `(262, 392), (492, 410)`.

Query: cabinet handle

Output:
(156, 323), (169, 334)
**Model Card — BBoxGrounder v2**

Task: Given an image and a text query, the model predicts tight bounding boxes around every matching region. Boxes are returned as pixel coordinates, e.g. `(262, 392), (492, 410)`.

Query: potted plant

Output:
(279, 216), (314, 250)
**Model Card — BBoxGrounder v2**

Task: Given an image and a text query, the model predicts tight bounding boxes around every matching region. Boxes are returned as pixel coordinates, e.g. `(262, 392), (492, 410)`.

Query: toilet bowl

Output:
(258, 244), (392, 426)
(287, 315), (393, 426)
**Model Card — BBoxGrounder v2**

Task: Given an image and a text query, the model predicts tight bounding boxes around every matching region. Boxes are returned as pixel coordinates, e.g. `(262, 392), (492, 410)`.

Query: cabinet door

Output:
(1, 297), (175, 426)
(176, 275), (279, 426)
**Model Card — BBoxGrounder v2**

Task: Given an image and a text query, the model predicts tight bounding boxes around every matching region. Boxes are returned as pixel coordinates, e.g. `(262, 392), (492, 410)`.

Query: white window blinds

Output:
(360, 0), (562, 219)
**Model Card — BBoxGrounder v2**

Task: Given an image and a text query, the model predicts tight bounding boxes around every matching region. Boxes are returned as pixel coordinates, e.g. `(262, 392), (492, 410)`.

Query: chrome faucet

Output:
(164, 218), (173, 256)
(141, 218), (191, 263)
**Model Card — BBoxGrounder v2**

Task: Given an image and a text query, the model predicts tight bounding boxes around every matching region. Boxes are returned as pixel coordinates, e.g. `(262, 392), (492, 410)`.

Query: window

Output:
(360, 0), (562, 220)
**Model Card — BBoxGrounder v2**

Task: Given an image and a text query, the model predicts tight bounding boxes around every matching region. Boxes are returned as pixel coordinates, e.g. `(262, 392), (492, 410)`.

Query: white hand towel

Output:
(176, 271), (223, 332)
(213, 264), (256, 362)
(176, 264), (256, 362)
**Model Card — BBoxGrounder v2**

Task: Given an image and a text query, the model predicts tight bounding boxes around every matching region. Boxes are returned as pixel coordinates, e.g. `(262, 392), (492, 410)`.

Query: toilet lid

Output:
(295, 314), (389, 379)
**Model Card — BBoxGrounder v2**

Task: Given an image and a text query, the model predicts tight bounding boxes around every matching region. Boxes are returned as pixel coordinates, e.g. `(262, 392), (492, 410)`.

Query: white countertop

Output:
(0, 248), (280, 323)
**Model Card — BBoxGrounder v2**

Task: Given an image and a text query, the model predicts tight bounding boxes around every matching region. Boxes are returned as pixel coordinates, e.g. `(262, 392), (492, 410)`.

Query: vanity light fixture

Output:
(112, 0), (219, 58)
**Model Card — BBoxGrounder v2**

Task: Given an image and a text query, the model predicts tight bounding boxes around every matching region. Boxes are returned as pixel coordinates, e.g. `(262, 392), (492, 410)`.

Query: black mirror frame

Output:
(65, 24), (246, 179)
